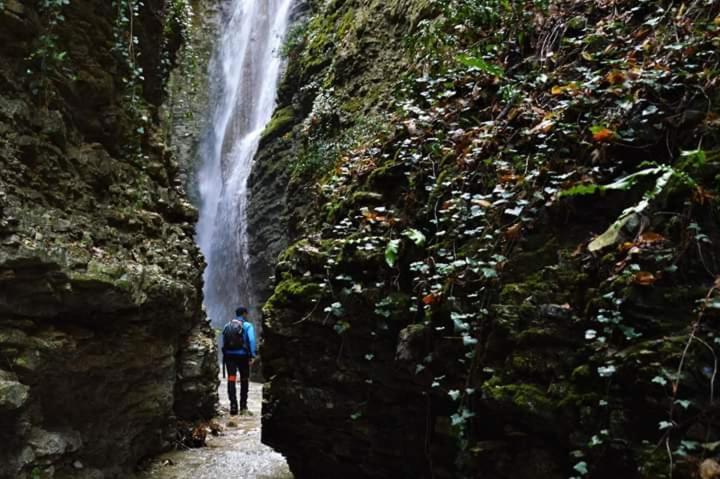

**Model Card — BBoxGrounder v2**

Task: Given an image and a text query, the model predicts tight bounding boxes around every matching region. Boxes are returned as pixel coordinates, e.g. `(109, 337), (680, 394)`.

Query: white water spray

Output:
(196, 0), (294, 327)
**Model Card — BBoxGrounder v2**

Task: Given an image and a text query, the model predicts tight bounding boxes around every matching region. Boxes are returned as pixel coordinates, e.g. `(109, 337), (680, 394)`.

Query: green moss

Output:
(337, 10), (356, 38)
(350, 191), (384, 206)
(265, 274), (323, 310)
(483, 381), (555, 415)
(69, 260), (129, 290)
(571, 364), (591, 380)
(342, 96), (365, 114)
(261, 106), (295, 143)
(515, 327), (555, 345)
(499, 279), (542, 304)
(508, 350), (560, 375)
(299, 10), (341, 72)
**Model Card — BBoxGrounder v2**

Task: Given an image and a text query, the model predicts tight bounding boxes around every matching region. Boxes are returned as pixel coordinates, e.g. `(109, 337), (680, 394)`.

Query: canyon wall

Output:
(0, 1), (217, 477)
(254, 1), (720, 478)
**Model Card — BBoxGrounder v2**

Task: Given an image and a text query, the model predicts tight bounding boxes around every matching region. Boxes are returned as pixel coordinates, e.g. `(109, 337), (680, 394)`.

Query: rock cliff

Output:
(254, 0), (720, 478)
(0, 1), (217, 478)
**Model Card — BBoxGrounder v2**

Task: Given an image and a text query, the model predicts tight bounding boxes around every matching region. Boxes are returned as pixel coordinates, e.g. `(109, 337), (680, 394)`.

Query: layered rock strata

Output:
(0, 1), (217, 477)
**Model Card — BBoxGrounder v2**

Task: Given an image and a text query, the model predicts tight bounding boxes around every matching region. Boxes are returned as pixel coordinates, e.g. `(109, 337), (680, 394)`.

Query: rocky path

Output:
(138, 380), (292, 479)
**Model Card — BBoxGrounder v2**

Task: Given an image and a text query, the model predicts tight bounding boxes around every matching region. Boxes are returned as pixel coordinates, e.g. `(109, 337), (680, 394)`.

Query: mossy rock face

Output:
(266, 274), (324, 311)
(261, 106), (296, 144)
(0, 0), (219, 476)
(484, 382), (555, 415)
(257, 0), (720, 477)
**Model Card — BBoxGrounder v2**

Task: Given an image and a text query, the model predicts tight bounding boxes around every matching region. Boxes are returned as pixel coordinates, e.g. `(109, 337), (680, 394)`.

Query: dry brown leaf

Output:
(472, 198), (492, 208)
(529, 118), (555, 134)
(633, 271), (657, 286)
(499, 174), (523, 184)
(693, 186), (715, 205)
(592, 128), (615, 142)
(638, 232), (666, 244)
(619, 241), (635, 252)
(504, 223), (522, 241)
(571, 242), (585, 257)
(422, 293), (440, 305)
(550, 83), (579, 96)
(606, 70), (626, 85)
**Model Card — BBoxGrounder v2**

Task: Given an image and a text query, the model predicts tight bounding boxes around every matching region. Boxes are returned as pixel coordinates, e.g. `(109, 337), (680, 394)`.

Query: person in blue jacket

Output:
(221, 306), (256, 415)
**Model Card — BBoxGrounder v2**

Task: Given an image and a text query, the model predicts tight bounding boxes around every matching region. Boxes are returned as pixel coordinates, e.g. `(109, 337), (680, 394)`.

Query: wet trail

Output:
(139, 381), (292, 479)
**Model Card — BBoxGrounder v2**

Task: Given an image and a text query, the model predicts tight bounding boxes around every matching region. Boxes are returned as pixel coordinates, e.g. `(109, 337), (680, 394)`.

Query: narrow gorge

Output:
(2, 1), (720, 479)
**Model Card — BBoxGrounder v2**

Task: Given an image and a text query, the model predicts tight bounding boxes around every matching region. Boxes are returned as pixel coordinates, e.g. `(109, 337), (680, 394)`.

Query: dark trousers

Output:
(225, 356), (250, 411)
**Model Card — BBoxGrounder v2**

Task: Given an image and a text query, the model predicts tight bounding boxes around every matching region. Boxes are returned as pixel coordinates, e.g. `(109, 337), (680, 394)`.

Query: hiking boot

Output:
(239, 409), (254, 416)
(230, 406), (238, 416)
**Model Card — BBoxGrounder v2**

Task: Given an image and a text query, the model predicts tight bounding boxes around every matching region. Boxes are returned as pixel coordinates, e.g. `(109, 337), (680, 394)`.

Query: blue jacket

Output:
(222, 317), (256, 357)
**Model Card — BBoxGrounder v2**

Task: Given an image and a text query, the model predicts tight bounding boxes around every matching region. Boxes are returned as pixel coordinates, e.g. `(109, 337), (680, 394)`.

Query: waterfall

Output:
(196, 0), (294, 328)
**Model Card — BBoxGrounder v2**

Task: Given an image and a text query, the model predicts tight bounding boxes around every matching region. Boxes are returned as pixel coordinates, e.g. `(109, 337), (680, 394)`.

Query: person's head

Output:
(235, 306), (248, 318)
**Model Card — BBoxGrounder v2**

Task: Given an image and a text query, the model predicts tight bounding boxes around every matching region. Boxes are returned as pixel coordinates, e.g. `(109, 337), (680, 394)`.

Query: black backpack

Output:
(223, 320), (245, 350)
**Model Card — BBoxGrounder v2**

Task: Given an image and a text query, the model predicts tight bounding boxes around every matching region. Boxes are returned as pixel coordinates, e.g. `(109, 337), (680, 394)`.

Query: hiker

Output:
(221, 306), (257, 416)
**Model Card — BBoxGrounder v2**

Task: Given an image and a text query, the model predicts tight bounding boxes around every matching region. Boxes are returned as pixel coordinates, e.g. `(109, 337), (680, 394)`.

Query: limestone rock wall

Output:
(162, 0), (221, 205)
(0, 1), (217, 478)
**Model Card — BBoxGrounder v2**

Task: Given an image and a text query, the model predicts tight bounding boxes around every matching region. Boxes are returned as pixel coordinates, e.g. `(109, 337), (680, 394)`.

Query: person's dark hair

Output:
(235, 306), (248, 316)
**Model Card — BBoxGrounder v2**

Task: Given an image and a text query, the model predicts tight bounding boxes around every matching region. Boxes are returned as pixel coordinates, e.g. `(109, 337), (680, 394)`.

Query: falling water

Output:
(197, 0), (294, 328)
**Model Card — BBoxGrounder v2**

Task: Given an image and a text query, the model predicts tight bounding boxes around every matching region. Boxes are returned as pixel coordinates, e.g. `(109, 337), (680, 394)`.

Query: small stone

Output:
(73, 460), (84, 469)
(0, 376), (30, 411)
(28, 428), (82, 457)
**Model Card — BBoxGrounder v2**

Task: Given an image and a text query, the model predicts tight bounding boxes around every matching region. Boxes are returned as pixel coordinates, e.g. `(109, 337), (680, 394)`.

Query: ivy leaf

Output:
(333, 321), (350, 335)
(658, 420), (674, 430)
(573, 461), (589, 475)
(402, 228), (426, 246)
(481, 267), (498, 279)
(385, 239), (400, 267)
(456, 54), (504, 77)
(651, 376), (668, 386)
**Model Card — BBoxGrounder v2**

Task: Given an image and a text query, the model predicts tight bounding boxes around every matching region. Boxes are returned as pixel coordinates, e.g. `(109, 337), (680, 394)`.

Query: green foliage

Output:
(163, 0), (195, 77)
(112, 0), (145, 102)
(292, 113), (389, 178)
(402, 228), (426, 246)
(25, 0), (72, 104)
(456, 54), (504, 77)
(111, 0), (195, 158)
(567, 164), (696, 252)
(384, 239), (400, 267)
(280, 22), (307, 59)
(292, 141), (337, 178)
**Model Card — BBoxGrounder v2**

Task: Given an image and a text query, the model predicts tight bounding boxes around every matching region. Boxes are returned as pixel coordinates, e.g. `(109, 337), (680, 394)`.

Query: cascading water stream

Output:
(197, 0), (294, 328)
